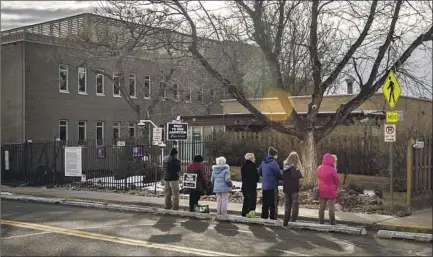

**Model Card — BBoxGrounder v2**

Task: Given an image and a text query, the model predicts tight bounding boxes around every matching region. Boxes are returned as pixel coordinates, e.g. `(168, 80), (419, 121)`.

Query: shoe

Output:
(246, 210), (256, 218)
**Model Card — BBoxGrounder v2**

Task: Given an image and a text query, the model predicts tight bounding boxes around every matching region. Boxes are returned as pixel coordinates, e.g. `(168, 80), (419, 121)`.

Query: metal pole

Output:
(390, 142), (394, 212)
(155, 147), (164, 194)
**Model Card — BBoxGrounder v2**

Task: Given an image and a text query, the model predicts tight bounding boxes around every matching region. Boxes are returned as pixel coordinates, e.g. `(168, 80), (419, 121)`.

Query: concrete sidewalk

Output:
(1, 186), (431, 233)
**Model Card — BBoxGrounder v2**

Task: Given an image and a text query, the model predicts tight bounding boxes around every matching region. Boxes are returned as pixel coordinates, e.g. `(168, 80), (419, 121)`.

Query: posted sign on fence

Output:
(167, 123), (188, 141)
(64, 147), (82, 177)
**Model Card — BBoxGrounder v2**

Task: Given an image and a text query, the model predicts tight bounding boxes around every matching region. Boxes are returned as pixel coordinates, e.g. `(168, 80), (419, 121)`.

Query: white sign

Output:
(81, 174), (87, 182)
(397, 111), (404, 121)
(4, 151), (9, 171)
(183, 173), (197, 189)
(117, 141), (126, 147)
(152, 128), (163, 144)
(413, 141), (425, 149)
(384, 124), (396, 143)
(64, 147), (82, 177)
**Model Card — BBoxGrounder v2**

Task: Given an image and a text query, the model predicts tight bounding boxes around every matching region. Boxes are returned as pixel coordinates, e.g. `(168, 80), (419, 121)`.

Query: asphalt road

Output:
(1, 200), (431, 256)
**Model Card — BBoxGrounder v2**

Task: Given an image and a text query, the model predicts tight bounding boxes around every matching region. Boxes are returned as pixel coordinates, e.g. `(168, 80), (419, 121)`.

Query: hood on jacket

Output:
(263, 154), (276, 163)
(321, 153), (334, 167)
(283, 163), (295, 171)
(212, 164), (229, 174)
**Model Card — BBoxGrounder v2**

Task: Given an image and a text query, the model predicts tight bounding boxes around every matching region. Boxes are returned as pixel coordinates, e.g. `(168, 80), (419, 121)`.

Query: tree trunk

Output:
(301, 131), (318, 187)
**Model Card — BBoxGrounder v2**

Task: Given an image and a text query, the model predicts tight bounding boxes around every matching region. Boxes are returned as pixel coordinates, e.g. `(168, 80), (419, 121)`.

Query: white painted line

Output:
(1, 231), (51, 239)
(274, 249), (311, 256)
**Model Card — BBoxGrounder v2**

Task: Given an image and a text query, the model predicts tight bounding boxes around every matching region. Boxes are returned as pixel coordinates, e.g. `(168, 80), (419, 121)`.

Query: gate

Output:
(406, 138), (432, 212)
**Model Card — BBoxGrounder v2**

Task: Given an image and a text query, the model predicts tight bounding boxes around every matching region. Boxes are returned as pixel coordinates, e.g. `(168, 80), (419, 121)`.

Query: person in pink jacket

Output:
(316, 153), (340, 225)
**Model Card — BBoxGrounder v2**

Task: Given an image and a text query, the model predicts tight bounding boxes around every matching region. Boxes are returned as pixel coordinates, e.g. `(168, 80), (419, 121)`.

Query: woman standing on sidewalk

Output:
(211, 157), (233, 216)
(185, 155), (209, 212)
(316, 153), (340, 225)
(282, 151), (304, 226)
(241, 153), (259, 218)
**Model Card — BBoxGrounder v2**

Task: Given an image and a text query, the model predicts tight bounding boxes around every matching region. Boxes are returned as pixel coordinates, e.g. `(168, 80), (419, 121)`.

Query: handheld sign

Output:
(183, 173), (197, 189)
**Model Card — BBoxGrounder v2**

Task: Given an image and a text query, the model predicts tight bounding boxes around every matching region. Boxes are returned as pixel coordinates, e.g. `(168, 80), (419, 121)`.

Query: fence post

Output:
(406, 138), (415, 214)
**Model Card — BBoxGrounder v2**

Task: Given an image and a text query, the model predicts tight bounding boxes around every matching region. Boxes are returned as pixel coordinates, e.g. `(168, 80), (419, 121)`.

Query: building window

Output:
(210, 87), (215, 100)
(96, 122), (104, 146)
(129, 73), (136, 98)
(96, 69), (104, 95)
(59, 64), (69, 93)
(185, 85), (192, 103)
(113, 73), (121, 97)
(159, 80), (167, 99)
(113, 122), (120, 143)
(78, 67), (87, 94)
(128, 123), (136, 138)
(78, 121), (87, 145)
(59, 120), (68, 142)
(172, 84), (178, 101)
(144, 76), (151, 99)
(197, 87), (203, 102)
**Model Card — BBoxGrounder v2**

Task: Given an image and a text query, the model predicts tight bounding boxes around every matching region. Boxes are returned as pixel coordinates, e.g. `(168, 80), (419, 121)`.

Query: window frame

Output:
(96, 69), (105, 96)
(77, 67), (87, 95)
(96, 121), (105, 146)
(113, 122), (121, 143)
(78, 121), (87, 145)
(159, 80), (167, 99)
(113, 73), (121, 97)
(58, 120), (68, 142)
(185, 85), (192, 103)
(59, 64), (69, 93)
(128, 123), (136, 138)
(144, 75), (151, 99)
(197, 86), (204, 102)
(129, 73), (137, 98)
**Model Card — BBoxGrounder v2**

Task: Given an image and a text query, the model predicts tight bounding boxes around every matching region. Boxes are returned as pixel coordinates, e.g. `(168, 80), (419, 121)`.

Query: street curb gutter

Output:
(377, 230), (432, 242)
(1, 193), (368, 236)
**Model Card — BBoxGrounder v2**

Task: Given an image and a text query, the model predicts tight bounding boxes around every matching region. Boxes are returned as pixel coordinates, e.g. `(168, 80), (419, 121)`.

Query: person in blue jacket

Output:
(259, 147), (283, 220)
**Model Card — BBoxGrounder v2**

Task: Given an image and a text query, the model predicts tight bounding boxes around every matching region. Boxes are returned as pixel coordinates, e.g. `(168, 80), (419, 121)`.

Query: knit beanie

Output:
(193, 155), (204, 162)
(170, 148), (178, 156)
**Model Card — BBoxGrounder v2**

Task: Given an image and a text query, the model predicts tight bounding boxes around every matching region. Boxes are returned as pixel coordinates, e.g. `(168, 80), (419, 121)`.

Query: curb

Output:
(376, 230), (432, 242)
(1, 192), (369, 236)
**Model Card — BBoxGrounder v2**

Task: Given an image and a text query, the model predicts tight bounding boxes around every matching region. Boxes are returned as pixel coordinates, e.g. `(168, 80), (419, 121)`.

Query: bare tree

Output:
(145, 0), (432, 184)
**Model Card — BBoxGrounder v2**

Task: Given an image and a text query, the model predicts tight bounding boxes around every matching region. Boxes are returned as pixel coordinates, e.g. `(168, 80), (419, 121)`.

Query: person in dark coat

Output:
(282, 151), (304, 226)
(259, 147), (283, 220)
(163, 148), (181, 210)
(185, 155), (209, 212)
(241, 153), (259, 217)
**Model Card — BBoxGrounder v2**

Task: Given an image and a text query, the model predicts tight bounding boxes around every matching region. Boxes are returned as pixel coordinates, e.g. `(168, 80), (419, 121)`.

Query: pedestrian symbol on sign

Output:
(382, 71), (401, 109)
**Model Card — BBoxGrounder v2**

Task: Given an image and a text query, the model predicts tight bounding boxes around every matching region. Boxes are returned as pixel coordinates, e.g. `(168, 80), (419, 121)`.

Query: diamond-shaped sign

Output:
(382, 70), (401, 109)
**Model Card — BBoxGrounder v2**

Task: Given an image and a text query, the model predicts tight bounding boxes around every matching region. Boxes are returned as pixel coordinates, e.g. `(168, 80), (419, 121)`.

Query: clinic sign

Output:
(167, 123), (188, 141)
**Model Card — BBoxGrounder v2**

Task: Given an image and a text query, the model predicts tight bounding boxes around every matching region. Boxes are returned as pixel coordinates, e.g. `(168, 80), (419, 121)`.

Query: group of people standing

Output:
(162, 146), (340, 226)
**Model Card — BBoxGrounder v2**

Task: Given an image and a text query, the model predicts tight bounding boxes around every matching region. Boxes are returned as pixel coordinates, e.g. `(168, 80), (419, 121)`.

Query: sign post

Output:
(382, 70), (401, 212)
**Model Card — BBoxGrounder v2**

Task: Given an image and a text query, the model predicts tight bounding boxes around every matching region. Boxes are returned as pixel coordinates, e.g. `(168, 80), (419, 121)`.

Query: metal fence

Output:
(1, 138), (214, 190)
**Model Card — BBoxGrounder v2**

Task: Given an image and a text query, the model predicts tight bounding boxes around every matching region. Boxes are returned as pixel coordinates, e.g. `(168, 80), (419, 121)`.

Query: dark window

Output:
(128, 123), (135, 138)
(129, 73), (136, 97)
(78, 67), (87, 93)
(172, 84), (178, 100)
(59, 64), (68, 92)
(96, 70), (104, 95)
(159, 81), (166, 98)
(59, 120), (68, 141)
(144, 76), (151, 98)
(113, 74), (121, 96)
(197, 87), (203, 102)
(78, 121), (86, 145)
(113, 122), (120, 143)
(96, 122), (104, 146)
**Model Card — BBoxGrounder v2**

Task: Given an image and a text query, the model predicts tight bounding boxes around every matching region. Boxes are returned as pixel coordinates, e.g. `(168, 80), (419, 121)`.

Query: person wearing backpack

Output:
(185, 155), (209, 212)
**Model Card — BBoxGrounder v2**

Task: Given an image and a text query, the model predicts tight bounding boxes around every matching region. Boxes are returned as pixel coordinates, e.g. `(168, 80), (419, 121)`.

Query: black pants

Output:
(261, 189), (279, 220)
(283, 192), (299, 226)
(241, 188), (257, 216)
(189, 191), (201, 212)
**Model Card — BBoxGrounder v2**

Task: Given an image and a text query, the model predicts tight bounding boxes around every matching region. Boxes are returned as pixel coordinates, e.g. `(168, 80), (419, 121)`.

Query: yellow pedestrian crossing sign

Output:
(382, 70), (401, 108)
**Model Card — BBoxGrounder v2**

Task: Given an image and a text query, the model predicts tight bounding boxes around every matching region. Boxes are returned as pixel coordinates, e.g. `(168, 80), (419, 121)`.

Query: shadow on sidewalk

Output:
(180, 218), (209, 234)
(213, 221), (239, 237)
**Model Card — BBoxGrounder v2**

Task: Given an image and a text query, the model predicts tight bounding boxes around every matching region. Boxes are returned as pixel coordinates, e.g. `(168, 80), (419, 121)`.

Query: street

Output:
(1, 200), (431, 256)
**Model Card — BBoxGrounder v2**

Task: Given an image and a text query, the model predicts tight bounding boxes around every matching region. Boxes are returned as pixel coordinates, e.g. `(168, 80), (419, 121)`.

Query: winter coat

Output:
(259, 154), (283, 190)
(317, 153), (340, 199)
(163, 155), (181, 181)
(211, 164), (232, 193)
(186, 162), (209, 193)
(282, 164), (304, 194)
(241, 160), (260, 192)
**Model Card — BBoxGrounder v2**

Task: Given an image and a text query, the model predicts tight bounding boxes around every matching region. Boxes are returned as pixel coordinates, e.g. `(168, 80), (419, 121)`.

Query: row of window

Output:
(58, 64), (212, 102)
(58, 120), (137, 146)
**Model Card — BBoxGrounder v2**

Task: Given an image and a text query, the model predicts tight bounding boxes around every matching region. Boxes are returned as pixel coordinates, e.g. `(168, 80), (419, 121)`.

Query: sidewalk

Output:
(1, 186), (431, 233)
